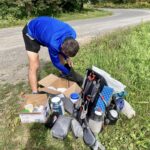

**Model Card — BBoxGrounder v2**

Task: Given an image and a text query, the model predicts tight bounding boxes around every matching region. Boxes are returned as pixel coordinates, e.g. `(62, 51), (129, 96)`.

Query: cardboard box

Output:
(38, 74), (82, 98)
(19, 94), (50, 123)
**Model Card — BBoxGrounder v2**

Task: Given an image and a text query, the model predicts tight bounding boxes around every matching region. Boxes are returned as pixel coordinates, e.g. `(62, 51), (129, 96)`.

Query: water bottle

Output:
(51, 96), (64, 115)
(88, 111), (104, 134)
(115, 97), (125, 112)
(70, 93), (81, 109)
(105, 109), (119, 125)
(115, 97), (135, 119)
(120, 99), (136, 119)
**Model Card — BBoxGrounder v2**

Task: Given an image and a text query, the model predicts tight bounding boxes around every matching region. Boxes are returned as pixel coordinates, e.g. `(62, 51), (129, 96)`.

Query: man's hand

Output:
(66, 57), (73, 67)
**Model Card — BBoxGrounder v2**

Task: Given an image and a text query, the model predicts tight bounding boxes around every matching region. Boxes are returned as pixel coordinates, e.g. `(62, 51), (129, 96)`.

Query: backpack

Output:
(77, 68), (107, 123)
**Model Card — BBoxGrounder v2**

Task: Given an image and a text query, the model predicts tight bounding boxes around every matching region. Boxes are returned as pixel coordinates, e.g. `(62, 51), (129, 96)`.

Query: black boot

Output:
(60, 64), (84, 87)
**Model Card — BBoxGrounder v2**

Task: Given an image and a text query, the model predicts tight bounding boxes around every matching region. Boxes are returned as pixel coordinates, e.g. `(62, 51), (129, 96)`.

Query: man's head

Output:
(61, 37), (79, 57)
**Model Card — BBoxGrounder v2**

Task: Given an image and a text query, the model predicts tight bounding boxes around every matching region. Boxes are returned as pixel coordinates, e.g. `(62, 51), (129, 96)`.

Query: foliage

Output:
(0, 0), (150, 21)
(0, 9), (111, 28)
(0, 22), (150, 150)
(60, 0), (88, 12)
(0, 0), (90, 19)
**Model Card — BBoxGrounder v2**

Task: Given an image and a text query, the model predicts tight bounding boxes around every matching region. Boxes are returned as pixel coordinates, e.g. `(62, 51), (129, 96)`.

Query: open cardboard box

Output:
(38, 74), (82, 98)
(19, 94), (50, 123)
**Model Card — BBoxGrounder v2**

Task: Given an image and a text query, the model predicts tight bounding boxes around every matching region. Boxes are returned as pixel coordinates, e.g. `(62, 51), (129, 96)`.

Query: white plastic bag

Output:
(92, 66), (126, 93)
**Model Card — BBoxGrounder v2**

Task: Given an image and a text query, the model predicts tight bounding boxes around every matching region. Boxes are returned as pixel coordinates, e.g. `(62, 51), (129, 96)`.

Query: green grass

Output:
(0, 22), (150, 150)
(0, 8), (111, 29)
(96, 2), (150, 9)
(55, 8), (112, 21)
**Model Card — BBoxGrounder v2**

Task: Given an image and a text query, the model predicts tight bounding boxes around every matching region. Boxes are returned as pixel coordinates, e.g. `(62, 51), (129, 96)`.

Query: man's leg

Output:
(27, 51), (40, 93)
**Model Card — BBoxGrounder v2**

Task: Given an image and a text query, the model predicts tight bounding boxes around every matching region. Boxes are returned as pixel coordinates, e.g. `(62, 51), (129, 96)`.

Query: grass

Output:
(0, 22), (150, 150)
(0, 8), (112, 29)
(55, 8), (112, 21)
(96, 2), (150, 9)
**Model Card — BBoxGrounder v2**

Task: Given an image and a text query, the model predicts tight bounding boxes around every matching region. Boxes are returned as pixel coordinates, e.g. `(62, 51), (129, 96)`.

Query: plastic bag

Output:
(92, 66), (126, 93)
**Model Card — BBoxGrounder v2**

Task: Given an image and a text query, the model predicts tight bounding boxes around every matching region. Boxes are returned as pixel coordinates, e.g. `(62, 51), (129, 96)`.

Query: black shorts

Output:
(22, 25), (41, 53)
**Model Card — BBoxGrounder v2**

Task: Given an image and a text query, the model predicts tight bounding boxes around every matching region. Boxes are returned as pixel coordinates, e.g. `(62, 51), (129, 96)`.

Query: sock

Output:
(32, 91), (38, 94)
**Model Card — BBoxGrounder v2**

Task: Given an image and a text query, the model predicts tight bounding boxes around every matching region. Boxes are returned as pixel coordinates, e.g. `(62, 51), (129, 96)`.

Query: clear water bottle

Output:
(88, 111), (104, 134)
(115, 98), (135, 119)
(70, 93), (81, 109)
(120, 99), (136, 119)
(51, 96), (64, 115)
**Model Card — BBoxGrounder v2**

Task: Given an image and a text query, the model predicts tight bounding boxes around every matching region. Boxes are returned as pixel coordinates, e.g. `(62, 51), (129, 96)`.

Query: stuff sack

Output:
(51, 115), (72, 140)
(71, 119), (83, 138)
(83, 126), (96, 147)
(61, 97), (74, 115)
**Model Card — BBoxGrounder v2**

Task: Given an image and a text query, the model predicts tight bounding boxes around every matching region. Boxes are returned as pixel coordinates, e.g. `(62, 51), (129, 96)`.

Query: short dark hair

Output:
(61, 38), (79, 57)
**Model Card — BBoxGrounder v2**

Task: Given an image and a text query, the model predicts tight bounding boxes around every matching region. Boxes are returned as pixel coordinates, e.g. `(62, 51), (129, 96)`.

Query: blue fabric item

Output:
(95, 86), (114, 113)
(27, 16), (77, 75)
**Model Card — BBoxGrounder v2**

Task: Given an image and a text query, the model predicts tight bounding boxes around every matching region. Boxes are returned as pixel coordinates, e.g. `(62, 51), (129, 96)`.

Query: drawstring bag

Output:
(51, 115), (72, 140)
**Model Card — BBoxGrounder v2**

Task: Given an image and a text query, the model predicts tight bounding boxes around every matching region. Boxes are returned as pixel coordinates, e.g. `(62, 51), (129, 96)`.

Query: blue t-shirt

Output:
(27, 16), (77, 74)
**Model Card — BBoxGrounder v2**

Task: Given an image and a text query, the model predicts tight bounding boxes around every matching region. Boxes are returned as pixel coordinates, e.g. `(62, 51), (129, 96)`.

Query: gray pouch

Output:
(71, 119), (83, 138)
(83, 126), (105, 150)
(51, 115), (72, 140)
(83, 127), (96, 147)
(61, 97), (74, 114)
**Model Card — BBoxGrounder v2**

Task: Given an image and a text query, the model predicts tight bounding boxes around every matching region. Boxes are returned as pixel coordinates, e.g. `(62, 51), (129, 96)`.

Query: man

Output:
(22, 16), (79, 94)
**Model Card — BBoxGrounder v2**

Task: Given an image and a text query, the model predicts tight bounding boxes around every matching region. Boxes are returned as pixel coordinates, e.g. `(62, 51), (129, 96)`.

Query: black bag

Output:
(81, 69), (107, 117)
(45, 112), (59, 129)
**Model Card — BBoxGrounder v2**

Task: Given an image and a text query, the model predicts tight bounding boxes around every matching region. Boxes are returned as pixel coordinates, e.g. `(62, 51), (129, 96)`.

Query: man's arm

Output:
(59, 51), (73, 67)
(59, 51), (68, 60)
(48, 48), (70, 75)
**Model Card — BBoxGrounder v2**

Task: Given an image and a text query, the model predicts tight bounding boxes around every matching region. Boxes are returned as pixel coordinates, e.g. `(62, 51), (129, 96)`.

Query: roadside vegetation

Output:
(0, 8), (111, 29)
(0, 8), (112, 28)
(1, 0), (150, 28)
(0, 1), (111, 28)
(0, 22), (150, 150)
(96, 2), (150, 8)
